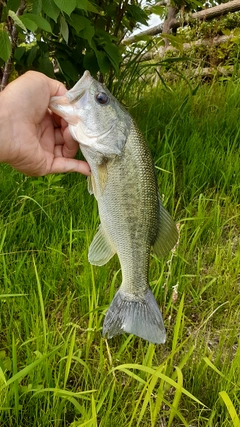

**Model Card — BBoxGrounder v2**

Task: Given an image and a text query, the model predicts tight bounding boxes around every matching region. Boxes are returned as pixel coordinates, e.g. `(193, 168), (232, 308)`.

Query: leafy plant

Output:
(0, 0), (148, 88)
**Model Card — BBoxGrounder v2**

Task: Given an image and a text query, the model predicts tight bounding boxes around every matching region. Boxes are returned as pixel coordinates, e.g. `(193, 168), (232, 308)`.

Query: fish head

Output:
(50, 70), (132, 159)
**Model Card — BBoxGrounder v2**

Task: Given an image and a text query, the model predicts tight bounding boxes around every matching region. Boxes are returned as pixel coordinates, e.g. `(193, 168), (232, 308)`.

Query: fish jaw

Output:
(49, 70), (93, 126)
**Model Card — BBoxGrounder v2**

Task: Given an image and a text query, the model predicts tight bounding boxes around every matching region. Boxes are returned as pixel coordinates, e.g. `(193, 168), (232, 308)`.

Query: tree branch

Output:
(122, 0), (240, 44)
(162, 2), (178, 48)
(138, 34), (235, 62)
(1, 0), (26, 91)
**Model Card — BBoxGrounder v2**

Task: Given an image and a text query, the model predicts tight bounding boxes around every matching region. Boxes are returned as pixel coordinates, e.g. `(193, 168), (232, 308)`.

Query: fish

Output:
(49, 70), (178, 344)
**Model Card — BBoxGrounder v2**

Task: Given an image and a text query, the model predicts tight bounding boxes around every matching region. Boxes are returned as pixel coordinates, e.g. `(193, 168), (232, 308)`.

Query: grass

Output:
(0, 78), (240, 426)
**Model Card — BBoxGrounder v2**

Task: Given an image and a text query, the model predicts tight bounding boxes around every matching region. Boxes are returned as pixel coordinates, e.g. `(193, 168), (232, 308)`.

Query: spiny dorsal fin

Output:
(88, 225), (116, 266)
(153, 199), (178, 258)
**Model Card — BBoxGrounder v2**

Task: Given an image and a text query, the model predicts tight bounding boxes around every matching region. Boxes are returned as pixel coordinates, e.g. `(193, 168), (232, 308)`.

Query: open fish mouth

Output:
(49, 70), (93, 122)
(66, 70), (93, 103)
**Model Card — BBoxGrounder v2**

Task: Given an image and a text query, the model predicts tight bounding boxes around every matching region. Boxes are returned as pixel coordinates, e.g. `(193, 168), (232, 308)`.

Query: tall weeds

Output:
(0, 78), (239, 426)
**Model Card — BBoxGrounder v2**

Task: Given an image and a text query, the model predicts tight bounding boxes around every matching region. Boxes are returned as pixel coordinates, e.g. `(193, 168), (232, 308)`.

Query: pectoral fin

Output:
(153, 199), (178, 258)
(87, 176), (94, 195)
(88, 225), (116, 266)
(87, 162), (108, 198)
(97, 161), (108, 195)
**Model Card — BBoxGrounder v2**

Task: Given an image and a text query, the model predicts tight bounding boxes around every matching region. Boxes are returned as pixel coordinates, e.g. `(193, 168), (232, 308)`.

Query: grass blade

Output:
(219, 391), (240, 427)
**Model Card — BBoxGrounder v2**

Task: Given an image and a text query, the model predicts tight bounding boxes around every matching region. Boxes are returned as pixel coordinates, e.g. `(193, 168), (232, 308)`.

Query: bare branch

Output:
(192, 65), (234, 77)
(122, 0), (240, 44)
(139, 34), (235, 62)
(122, 24), (163, 45)
(162, 3), (178, 48)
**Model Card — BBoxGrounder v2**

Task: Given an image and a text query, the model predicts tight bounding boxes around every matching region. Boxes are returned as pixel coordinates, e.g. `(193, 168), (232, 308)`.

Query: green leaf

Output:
(68, 14), (94, 42)
(79, 21), (94, 42)
(191, 0), (205, 8)
(83, 51), (99, 75)
(0, 30), (11, 62)
(86, 1), (100, 14)
(24, 13), (52, 32)
(42, 0), (60, 22)
(37, 41), (49, 53)
(103, 42), (121, 71)
(68, 13), (87, 33)
(233, 28), (240, 37)
(60, 16), (69, 44)
(38, 53), (55, 78)
(8, 10), (27, 32)
(75, 0), (88, 11)
(126, 4), (148, 26)
(6, 0), (21, 13)
(150, 5), (166, 16)
(68, 14), (93, 36)
(32, 0), (42, 15)
(26, 45), (38, 67)
(20, 14), (52, 33)
(162, 33), (186, 53)
(53, 0), (76, 16)
(95, 50), (111, 74)
(75, 0), (100, 14)
(14, 46), (25, 61)
(19, 16), (38, 32)
(58, 58), (79, 83)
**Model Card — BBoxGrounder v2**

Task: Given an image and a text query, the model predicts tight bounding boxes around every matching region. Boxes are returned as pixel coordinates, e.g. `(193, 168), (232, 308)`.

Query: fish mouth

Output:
(66, 70), (93, 102)
(49, 70), (93, 124)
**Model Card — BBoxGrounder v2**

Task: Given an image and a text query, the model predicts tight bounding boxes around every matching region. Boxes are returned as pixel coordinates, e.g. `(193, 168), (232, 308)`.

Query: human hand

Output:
(0, 71), (91, 176)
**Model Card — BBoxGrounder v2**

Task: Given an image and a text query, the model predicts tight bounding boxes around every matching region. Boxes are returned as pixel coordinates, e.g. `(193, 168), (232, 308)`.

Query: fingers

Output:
(53, 127), (79, 158)
(61, 127), (80, 158)
(45, 73), (67, 97)
(49, 158), (91, 175)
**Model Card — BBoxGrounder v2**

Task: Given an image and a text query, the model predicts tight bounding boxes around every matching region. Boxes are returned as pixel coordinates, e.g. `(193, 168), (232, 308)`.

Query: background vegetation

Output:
(0, 0), (240, 426)
(0, 78), (239, 426)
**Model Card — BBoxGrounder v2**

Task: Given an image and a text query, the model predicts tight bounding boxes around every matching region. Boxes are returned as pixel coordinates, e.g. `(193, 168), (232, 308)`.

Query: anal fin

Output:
(153, 199), (178, 258)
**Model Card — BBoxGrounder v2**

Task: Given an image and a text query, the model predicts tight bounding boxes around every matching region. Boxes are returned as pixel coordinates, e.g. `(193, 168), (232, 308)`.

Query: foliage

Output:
(0, 0), (148, 87)
(143, 12), (240, 83)
(179, 12), (240, 40)
(0, 78), (240, 425)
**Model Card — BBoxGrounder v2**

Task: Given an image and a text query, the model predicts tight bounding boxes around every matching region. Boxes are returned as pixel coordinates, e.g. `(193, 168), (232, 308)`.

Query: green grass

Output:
(0, 79), (240, 426)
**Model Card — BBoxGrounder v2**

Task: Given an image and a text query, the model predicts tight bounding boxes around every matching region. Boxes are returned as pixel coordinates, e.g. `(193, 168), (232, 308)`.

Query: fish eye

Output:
(95, 92), (109, 105)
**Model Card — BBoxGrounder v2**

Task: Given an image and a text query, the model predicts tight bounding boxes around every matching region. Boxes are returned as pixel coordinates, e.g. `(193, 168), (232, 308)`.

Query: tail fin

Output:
(102, 288), (166, 344)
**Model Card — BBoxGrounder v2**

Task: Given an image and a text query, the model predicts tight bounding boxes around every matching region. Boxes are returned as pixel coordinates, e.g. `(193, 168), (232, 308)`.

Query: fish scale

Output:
(49, 71), (178, 344)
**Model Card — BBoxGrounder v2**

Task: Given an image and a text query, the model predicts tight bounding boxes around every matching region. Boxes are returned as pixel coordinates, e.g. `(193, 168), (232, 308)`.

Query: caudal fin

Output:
(102, 288), (166, 344)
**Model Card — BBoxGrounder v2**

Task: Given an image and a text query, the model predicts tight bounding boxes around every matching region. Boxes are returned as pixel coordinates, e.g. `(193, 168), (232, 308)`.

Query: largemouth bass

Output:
(50, 71), (178, 344)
